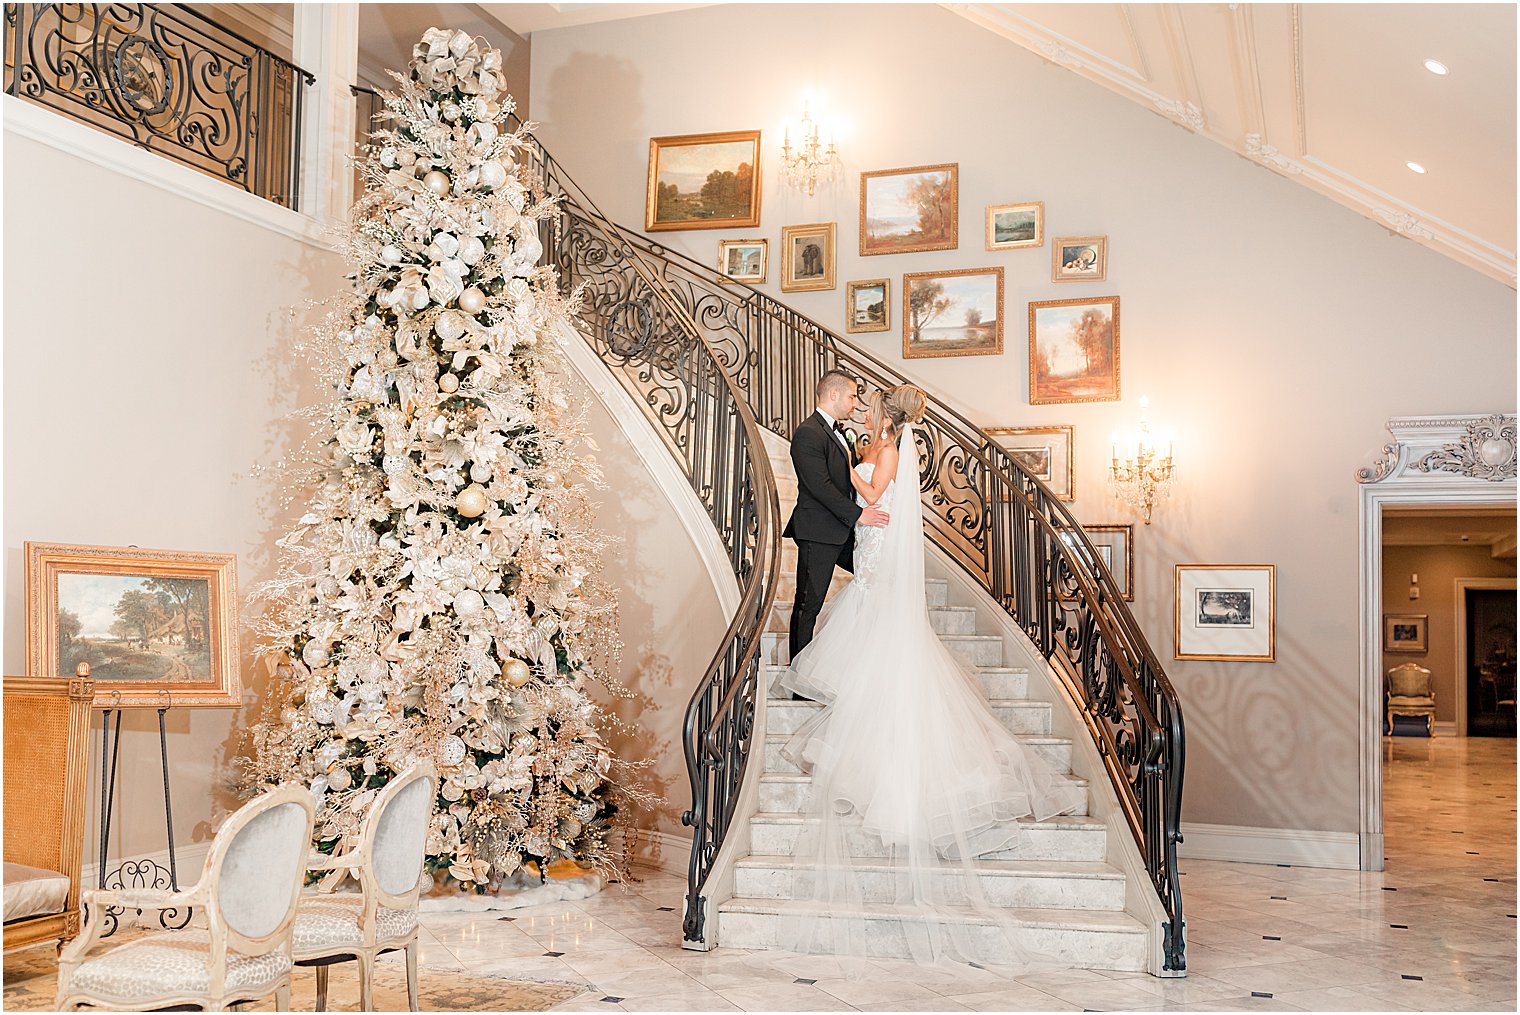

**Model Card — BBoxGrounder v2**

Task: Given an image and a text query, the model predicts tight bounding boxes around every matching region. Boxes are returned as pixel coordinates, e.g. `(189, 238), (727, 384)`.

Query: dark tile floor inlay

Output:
(599, 996), (624, 1003)
(1391, 924), (1408, 929)
(1251, 991), (1273, 998)
(794, 978), (817, 985)
(1262, 935), (1281, 941)
(656, 906), (675, 911)
(1402, 975), (1423, 981)
(544, 951), (564, 957)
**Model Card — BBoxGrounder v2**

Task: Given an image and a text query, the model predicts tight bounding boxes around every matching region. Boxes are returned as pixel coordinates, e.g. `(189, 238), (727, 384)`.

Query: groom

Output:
(785, 370), (890, 673)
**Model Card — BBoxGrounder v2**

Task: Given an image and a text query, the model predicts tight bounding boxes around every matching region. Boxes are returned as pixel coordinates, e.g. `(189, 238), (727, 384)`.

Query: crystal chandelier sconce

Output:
(781, 103), (839, 197)
(1110, 397), (1175, 525)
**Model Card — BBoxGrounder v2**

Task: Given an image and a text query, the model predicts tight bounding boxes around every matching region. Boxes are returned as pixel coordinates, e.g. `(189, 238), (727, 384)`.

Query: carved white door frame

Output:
(1356, 414), (1516, 871)
(1454, 577), (1518, 736)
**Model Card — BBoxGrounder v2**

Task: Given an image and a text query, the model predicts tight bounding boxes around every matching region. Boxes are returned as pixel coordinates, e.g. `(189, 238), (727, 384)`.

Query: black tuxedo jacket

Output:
(783, 412), (862, 546)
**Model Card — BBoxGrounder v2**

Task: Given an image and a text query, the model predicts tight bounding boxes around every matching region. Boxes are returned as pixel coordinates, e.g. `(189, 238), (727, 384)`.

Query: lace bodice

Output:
(854, 461), (894, 510)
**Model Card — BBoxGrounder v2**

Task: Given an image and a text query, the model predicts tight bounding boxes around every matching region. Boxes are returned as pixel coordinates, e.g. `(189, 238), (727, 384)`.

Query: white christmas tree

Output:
(245, 28), (628, 891)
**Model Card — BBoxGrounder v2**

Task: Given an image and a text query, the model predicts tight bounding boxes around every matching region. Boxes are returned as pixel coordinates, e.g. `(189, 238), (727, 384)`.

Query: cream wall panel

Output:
(529, 2), (1515, 835)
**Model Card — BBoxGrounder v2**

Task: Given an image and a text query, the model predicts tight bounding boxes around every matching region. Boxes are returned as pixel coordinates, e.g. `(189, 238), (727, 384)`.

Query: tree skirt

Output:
(4, 941), (588, 1012)
(421, 858), (605, 913)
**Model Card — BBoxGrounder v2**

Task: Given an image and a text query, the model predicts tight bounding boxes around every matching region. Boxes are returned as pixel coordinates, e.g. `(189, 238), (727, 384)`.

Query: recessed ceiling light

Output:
(1423, 59), (1449, 75)
(1407, 161), (1427, 174)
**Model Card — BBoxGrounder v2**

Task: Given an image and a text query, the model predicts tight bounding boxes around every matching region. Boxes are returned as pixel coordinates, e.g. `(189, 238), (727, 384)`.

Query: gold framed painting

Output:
(646, 130), (763, 232)
(903, 266), (1003, 359)
(846, 278), (890, 334)
(781, 222), (837, 292)
(1028, 296), (1120, 404)
(1175, 564), (1276, 662)
(26, 541), (242, 707)
(859, 163), (958, 256)
(986, 201), (1043, 250)
(986, 425), (1073, 501)
(1052, 235), (1108, 282)
(1384, 614), (1429, 654)
(717, 238), (768, 284)
(1068, 525), (1134, 601)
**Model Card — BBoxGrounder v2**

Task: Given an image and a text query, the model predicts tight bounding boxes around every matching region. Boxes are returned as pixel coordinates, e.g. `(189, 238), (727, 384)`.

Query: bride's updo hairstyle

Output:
(867, 384), (928, 439)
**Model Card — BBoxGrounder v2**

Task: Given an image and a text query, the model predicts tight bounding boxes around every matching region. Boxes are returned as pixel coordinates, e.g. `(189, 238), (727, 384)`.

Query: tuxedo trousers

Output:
(789, 537), (852, 661)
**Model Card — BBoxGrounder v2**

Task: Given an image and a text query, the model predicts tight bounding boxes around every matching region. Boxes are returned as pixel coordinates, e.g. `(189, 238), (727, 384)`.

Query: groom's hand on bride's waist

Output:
(860, 505), (890, 528)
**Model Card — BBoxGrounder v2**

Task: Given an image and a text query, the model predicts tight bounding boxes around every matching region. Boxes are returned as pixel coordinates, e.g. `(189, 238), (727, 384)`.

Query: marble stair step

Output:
(761, 630), (1001, 667)
(715, 898), (1148, 970)
(732, 855), (1126, 911)
(747, 811), (1106, 862)
(765, 601), (977, 636)
(771, 572), (950, 608)
(756, 769), (1088, 816)
(762, 664), (1028, 701)
(764, 696), (1051, 736)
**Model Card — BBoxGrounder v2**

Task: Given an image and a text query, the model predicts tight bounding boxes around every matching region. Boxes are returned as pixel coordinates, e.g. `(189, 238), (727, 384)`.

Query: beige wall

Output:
(1381, 544), (1517, 723)
(3, 134), (346, 856)
(530, 3), (1518, 835)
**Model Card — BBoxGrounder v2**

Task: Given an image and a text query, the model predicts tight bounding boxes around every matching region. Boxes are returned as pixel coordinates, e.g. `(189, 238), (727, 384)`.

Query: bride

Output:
(779, 382), (1086, 967)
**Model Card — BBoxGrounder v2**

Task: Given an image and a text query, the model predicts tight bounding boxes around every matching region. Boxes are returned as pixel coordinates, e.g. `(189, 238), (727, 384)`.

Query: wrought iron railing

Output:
(4, 3), (312, 208)
(512, 127), (1185, 970)
(509, 123), (782, 947)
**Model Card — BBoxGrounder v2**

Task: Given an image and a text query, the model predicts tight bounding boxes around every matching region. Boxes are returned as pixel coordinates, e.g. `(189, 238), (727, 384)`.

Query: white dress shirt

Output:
(815, 408), (853, 456)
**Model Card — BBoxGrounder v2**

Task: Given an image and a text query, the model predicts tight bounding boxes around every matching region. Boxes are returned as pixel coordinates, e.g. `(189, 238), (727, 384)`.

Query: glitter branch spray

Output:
(243, 28), (632, 891)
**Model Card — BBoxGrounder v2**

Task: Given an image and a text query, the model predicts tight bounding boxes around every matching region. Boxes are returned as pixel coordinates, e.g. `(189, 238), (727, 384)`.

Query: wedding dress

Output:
(778, 424), (1086, 967)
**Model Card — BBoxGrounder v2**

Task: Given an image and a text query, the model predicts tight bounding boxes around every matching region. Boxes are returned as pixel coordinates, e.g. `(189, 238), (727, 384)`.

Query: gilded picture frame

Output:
(781, 222), (837, 292)
(717, 238), (768, 285)
(902, 266), (1004, 359)
(1052, 234), (1108, 282)
(1175, 563), (1276, 663)
(985, 425), (1074, 501)
(859, 163), (959, 256)
(645, 129), (763, 232)
(1075, 525), (1135, 601)
(26, 541), (242, 707)
(1028, 296), (1121, 405)
(1384, 614), (1429, 654)
(845, 278), (890, 334)
(986, 201), (1044, 251)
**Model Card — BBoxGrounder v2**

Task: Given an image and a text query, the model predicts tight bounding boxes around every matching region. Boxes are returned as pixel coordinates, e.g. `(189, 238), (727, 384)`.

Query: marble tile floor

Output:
(392, 736), (1514, 1012)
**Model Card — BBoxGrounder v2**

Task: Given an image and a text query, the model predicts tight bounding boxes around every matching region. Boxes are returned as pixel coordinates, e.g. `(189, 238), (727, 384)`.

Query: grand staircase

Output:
(512, 119), (1187, 974)
(707, 441), (1152, 970)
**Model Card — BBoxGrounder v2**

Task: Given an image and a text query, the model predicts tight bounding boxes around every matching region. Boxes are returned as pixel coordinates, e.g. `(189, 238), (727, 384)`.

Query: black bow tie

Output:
(832, 420), (847, 436)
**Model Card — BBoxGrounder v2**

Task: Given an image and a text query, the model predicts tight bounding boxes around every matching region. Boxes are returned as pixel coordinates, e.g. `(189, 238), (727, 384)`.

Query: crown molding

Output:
(944, 3), (1517, 289)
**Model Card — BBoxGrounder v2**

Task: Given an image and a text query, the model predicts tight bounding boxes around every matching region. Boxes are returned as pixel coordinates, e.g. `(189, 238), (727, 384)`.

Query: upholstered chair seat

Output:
(65, 929), (292, 1002)
(293, 892), (420, 950)
(1386, 662), (1437, 736)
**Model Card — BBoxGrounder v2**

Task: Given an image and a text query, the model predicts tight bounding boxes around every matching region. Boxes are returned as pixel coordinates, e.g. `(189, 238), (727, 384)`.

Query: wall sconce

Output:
(780, 102), (839, 197)
(1110, 396), (1175, 525)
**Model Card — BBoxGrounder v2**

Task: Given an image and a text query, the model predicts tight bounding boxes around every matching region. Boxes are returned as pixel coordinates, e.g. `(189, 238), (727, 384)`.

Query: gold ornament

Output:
(424, 170), (451, 197)
(504, 659), (532, 688)
(458, 286), (487, 314)
(456, 484), (489, 518)
(439, 373), (460, 393)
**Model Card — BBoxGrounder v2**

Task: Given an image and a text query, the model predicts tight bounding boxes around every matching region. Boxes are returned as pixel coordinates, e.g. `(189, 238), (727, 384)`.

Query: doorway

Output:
(1462, 583), (1517, 737)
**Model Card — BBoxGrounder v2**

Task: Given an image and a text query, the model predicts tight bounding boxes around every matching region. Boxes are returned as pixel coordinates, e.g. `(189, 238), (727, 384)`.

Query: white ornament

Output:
(434, 310), (467, 341)
(458, 235), (486, 265)
(302, 641), (329, 668)
(440, 735), (467, 767)
(328, 767), (353, 791)
(477, 160), (507, 190)
(470, 462), (493, 483)
(439, 373), (460, 393)
(383, 454), (408, 475)
(453, 589), (484, 617)
(442, 101), (461, 121)
(470, 121), (498, 147)
(410, 288), (431, 311)
(458, 286), (486, 314)
(424, 170), (451, 197)
(379, 146), (397, 168)
(380, 244), (404, 265)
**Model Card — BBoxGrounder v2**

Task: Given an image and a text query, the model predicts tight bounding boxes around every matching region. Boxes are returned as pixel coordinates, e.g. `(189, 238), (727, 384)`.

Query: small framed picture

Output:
(986, 425), (1073, 501)
(846, 278), (890, 334)
(646, 129), (763, 232)
(26, 541), (243, 707)
(903, 266), (1003, 359)
(717, 238), (768, 284)
(1175, 564), (1276, 662)
(1029, 296), (1120, 404)
(1073, 525), (1134, 601)
(859, 163), (959, 256)
(1052, 235), (1108, 281)
(1384, 614), (1429, 654)
(986, 201), (1043, 250)
(781, 222), (837, 292)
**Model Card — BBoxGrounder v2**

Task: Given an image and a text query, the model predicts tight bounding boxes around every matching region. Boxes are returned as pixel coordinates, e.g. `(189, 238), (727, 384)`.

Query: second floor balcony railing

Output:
(4, 3), (312, 209)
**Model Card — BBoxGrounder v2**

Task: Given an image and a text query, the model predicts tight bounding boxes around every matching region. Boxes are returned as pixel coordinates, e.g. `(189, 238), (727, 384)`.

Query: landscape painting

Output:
(985, 425), (1073, 501)
(1028, 296), (1120, 404)
(26, 542), (242, 707)
(846, 279), (889, 333)
(646, 130), (762, 231)
(903, 266), (1003, 359)
(1174, 564), (1276, 662)
(860, 163), (958, 255)
(718, 238), (767, 284)
(987, 201), (1043, 250)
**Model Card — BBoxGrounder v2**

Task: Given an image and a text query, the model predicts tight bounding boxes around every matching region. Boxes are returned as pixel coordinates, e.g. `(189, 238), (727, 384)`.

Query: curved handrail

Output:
(501, 120), (1184, 971)
(507, 123), (781, 946)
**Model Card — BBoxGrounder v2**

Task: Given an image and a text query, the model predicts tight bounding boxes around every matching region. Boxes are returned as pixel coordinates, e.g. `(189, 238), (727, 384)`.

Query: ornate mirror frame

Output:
(1355, 414), (1516, 871)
